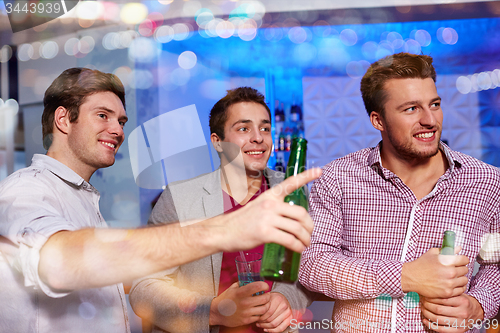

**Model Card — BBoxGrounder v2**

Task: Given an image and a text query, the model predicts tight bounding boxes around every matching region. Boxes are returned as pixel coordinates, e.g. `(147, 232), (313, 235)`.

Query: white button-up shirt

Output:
(0, 154), (129, 333)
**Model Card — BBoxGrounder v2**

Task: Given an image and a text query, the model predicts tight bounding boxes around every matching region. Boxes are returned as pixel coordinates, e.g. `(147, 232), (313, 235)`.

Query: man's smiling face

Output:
(66, 91), (128, 173)
(218, 101), (272, 176)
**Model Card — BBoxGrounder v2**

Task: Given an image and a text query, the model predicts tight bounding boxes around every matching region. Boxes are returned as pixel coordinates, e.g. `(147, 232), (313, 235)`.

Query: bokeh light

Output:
(376, 41), (393, 59)
(113, 66), (132, 87)
(456, 69), (500, 94)
(101, 2), (121, 21)
(238, 19), (258, 41)
(361, 41), (378, 61)
(414, 29), (432, 47)
(262, 25), (284, 42)
(288, 27), (308, 44)
(340, 29), (357, 46)
(155, 26), (175, 43)
(103, 31), (137, 50)
(293, 43), (317, 65)
(129, 69), (154, 90)
(65, 38), (80, 56)
(403, 39), (421, 54)
(216, 20), (235, 39)
(0, 45), (12, 63)
(172, 23), (191, 41)
(182, 0), (202, 17)
(386, 31), (404, 49)
(40, 41), (59, 59)
(139, 19), (156, 37)
(30, 42), (41, 60)
(17, 44), (34, 62)
(456, 76), (472, 94)
(346, 60), (370, 78)
(170, 68), (190, 86)
(79, 36), (95, 54)
(128, 37), (157, 63)
(195, 8), (214, 28)
(178, 51), (197, 69)
(121, 3), (148, 24)
(76, 1), (103, 20)
(437, 27), (458, 45)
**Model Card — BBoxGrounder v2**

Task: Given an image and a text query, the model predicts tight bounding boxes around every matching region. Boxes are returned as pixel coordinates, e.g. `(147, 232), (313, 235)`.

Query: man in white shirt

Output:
(0, 68), (319, 332)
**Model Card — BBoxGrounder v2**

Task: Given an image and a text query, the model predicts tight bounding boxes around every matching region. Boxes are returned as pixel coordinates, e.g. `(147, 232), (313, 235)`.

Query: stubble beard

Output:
(386, 128), (441, 161)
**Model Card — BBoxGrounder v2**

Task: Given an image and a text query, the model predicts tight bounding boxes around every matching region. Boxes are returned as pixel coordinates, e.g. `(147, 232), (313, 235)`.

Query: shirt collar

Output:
(368, 141), (463, 180)
(31, 154), (86, 187)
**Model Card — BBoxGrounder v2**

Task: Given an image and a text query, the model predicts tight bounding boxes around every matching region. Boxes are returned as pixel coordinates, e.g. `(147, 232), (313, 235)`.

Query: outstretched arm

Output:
(38, 168), (321, 291)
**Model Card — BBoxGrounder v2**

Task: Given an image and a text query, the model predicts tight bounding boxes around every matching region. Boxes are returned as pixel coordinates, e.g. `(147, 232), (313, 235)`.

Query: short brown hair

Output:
(209, 87), (271, 140)
(42, 67), (125, 149)
(360, 52), (437, 116)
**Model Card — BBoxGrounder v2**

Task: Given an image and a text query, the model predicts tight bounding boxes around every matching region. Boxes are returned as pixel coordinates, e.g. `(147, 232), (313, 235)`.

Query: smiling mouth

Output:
(245, 151), (265, 155)
(100, 141), (116, 149)
(414, 132), (435, 139)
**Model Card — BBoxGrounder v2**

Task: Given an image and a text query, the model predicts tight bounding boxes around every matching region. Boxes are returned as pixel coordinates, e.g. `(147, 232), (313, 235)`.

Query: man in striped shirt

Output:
(300, 52), (500, 332)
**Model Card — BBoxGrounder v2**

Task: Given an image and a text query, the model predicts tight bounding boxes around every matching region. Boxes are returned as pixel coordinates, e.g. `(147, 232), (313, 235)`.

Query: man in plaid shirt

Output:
(299, 52), (500, 332)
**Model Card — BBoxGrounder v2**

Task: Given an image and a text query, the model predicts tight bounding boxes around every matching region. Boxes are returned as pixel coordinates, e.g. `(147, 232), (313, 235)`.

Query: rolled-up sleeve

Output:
(0, 174), (78, 298)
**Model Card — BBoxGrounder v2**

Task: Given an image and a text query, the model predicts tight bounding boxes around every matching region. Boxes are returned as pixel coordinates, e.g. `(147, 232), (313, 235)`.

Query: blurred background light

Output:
(30, 41), (41, 60)
(40, 41), (59, 59)
(129, 69), (154, 90)
(403, 39), (421, 54)
(128, 37), (157, 63)
(456, 76), (472, 94)
(121, 3), (148, 25)
(340, 29), (357, 46)
(113, 66), (132, 87)
(76, 1), (103, 20)
(414, 29), (432, 47)
(65, 37), (80, 55)
(216, 20), (235, 39)
(101, 2), (120, 21)
(178, 51), (197, 69)
(456, 68), (500, 94)
(387, 31), (404, 49)
(0, 45), (12, 63)
(139, 19), (156, 37)
(437, 27), (459, 45)
(361, 41), (378, 61)
(172, 23), (191, 41)
(346, 60), (371, 78)
(293, 43), (317, 65)
(376, 41), (394, 59)
(238, 19), (258, 41)
(79, 36), (95, 54)
(263, 25), (283, 42)
(170, 68), (191, 86)
(182, 0), (202, 17)
(195, 8), (214, 28)
(155, 25), (175, 43)
(288, 27), (308, 44)
(17, 44), (34, 62)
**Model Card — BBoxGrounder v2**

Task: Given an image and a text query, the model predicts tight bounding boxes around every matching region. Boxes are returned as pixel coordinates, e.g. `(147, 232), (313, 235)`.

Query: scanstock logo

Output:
(4, 0), (80, 33)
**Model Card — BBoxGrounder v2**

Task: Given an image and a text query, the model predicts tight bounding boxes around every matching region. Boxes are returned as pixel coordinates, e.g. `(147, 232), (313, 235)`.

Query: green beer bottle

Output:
(440, 230), (456, 255)
(261, 137), (308, 283)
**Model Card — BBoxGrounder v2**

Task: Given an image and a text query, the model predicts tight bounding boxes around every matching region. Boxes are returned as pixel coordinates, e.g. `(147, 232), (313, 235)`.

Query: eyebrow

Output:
(230, 119), (271, 127)
(96, 106), (129, 123)
(396, 97), (441, 110)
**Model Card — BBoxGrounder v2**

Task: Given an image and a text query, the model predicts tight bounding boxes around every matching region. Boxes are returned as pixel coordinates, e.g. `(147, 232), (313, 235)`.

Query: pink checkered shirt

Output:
(299, 142), (500, 333)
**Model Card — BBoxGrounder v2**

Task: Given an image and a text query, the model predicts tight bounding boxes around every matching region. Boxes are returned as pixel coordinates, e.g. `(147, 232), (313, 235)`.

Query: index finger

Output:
(269, 168), (322, 199)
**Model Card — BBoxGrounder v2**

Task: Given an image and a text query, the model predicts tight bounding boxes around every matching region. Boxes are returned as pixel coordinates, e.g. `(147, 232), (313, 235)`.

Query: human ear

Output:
(370, 111), (385, 132)
(53, 106), (71, 134)
(210, 133), (223, 152)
